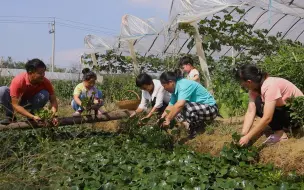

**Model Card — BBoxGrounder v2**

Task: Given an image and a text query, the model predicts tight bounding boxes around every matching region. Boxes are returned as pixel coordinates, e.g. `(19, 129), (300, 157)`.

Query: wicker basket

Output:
(116, 90), (141, 110)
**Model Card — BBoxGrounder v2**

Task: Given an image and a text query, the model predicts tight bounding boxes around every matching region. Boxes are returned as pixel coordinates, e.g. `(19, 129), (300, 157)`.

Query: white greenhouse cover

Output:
(84, 0), (304, 59)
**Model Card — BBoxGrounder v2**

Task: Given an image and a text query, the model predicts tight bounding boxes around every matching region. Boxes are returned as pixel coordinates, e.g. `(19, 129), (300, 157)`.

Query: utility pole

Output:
(49, 18), (55, 72)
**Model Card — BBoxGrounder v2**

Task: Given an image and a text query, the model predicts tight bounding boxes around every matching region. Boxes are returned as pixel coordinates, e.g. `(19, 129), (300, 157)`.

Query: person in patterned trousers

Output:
(160, 70), (218, 138)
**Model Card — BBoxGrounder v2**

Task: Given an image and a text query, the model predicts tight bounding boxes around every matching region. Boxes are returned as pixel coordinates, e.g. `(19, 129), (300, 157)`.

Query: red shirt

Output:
(9, 72), (55, 100)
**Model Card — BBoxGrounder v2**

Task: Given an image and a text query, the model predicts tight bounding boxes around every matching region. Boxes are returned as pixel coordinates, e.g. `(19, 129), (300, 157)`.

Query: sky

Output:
(0, 0), (170, 69)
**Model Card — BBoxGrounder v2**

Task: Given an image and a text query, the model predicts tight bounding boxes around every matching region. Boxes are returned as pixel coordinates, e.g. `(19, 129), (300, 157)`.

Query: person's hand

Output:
(239, 135), (250, 146)
(52, 117), (59, 126)
(162, 118), (171, 127)
(141, 114), (151, 121)
(32, 115), (41, 122)
(94, 99), (103, 105)
(161, 111), (167, 119)
(130, 112), (137, 118)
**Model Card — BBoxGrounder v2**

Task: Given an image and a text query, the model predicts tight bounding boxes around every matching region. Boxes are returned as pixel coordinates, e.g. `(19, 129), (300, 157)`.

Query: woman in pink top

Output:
(235, 64), (303, 146)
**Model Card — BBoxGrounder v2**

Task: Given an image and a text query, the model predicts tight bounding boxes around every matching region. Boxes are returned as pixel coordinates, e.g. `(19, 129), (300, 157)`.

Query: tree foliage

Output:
(0, 56), (65, 72)
(260, 44), (304, 91)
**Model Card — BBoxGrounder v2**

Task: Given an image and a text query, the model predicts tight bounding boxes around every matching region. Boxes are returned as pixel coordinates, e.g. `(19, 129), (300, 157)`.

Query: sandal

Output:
(262, 134), (288, 145)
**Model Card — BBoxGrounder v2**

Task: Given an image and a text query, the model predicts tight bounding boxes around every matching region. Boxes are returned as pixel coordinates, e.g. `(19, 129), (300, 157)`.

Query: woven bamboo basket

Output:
(116, 90), (141, 110)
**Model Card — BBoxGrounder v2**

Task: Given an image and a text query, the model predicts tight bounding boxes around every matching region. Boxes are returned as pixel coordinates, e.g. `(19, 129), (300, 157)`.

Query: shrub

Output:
(261, 44), (304, 91)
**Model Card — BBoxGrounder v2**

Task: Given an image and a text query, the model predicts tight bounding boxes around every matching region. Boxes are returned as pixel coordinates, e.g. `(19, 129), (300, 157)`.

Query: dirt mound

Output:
(92, 120), (120, 132)
(186, 134), (231, 156)
(259, 138), (304, 175)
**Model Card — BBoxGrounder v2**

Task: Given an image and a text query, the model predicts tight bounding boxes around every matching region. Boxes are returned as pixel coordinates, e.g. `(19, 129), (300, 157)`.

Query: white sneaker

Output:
(72, 111), (82, 117)
(95, 109), (105, 116)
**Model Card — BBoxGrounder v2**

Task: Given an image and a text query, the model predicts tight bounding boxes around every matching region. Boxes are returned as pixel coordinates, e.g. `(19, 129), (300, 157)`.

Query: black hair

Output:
(179, 56), (194, 66)
(235, 64), (268, 92)
(160, 69), (183, 84)
(25, 58), (46, 73)
(135, 73), (153, 87)
(82, 68), (97, 81)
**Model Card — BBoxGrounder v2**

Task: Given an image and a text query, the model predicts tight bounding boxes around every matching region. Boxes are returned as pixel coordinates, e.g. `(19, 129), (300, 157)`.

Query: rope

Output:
(268, 0), (272, 24)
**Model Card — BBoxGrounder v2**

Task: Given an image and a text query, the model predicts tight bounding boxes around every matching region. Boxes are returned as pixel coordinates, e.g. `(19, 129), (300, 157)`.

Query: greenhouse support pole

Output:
(128, 40), (140, 75)
(191, 22), (212, 90)
(91, 53), (98, 66)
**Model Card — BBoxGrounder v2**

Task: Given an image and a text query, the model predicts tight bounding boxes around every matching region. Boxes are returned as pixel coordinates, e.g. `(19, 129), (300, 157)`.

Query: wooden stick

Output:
(0, 110), (134, 131)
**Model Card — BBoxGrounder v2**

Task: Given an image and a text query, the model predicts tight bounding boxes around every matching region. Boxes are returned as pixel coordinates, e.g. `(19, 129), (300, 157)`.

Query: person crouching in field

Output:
(0, 59), (58, 125)
(71, 68), (104, 117)
(130, 73), (171, 120)
(235, 64), (303, 146)
(180, 56), (200, 83)
(160, 70), (218, 138)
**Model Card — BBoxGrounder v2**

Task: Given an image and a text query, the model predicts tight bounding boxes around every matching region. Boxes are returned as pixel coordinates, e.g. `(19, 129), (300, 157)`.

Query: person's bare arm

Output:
(239, 101), (276, 146)
(11, 97), (37, 119)
(130, 107), (144, 117)
(73, 95), (82, 106)
(166, 100), (186, 121)
(161, 105), (173, 118)
(241, 101), (256, 135)
(192, 74), (200, 82)
(146, 107), (158, 117)
(49, 95), (58, 115)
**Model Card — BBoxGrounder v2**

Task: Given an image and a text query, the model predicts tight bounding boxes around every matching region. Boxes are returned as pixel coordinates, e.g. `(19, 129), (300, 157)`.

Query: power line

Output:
(56, 17), (117, 32)
(0, 20), (118, 35)
(0, 19), (50, 24)
(56, 22), (117, 35)
(0, 15), (53, 19)
(0, 16), (117, 32)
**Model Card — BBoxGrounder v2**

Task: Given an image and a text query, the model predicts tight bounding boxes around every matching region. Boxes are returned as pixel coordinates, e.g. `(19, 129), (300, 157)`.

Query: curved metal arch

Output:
(144, 32), (161, 57)
(265, 14), (287, 35)
(256, 17), (303, 62)
(144, 25), (167, 57)
(295, 28), (304, 41)
(231, 13), (287, 58)
(281, 17), (302, 39)
(163, 38), (175, 54)
(177, 38), (189, 54)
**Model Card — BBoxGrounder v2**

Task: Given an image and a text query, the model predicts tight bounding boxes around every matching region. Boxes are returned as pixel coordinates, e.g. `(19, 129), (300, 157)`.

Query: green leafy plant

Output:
(80, 91), (96, 114)
(261, 44), (304, 92)
(220, 132), (260, 164)
(286, 96), (304, 128)
(34, 109), (53, 121)
(1, 127), (303, 189)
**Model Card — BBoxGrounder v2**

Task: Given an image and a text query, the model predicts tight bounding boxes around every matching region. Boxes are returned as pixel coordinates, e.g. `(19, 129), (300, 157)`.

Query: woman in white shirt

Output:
(130, 73), (171, 120)
(180, 56), (200, 83)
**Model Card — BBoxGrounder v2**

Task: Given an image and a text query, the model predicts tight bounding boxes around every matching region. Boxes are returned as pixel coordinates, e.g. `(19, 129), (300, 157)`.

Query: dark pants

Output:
(0, 86), (49, 118)
(255, 96), (290, 131)
(151, 97), (168, 115)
